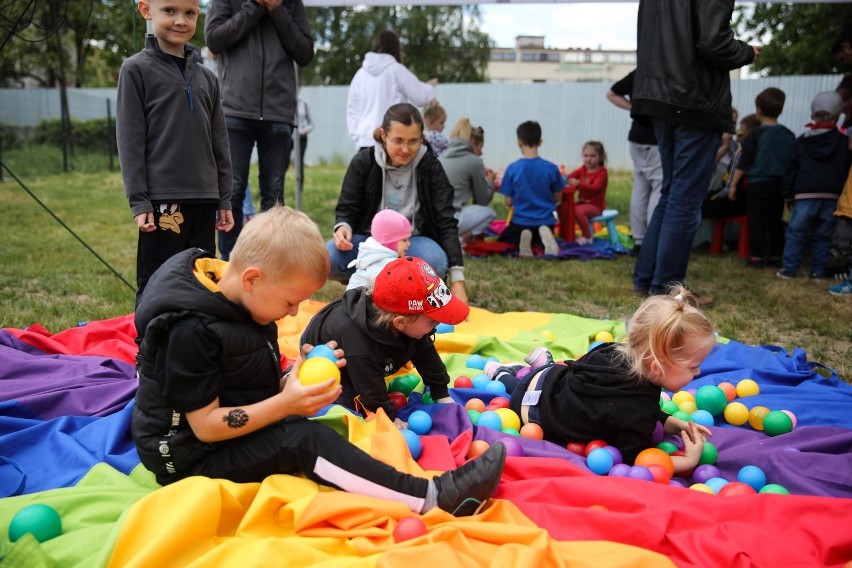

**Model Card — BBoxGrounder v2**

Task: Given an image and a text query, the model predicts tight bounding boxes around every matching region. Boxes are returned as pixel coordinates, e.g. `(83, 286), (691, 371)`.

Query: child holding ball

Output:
(484, 285), (714, 472)
(303, 255), (469, 420)
(132, 206), (504, 517)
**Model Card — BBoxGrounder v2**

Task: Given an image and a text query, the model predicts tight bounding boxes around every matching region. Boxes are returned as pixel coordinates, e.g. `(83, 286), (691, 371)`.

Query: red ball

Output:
(393, 516), (428, 542)
(454, 376), (473, 389)
(584, 439), (609, 457)
(566, 442), (586, 456)
(718, 482), (757, 497)
(486, 396), (511, 410)
(646, 463), (673, 484)
(388, 391), (408, 410)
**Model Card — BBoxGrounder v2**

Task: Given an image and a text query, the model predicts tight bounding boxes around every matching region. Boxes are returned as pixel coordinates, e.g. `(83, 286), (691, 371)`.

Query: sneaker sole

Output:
(519, 230), (533, 258)
(538, 226), (559, 256)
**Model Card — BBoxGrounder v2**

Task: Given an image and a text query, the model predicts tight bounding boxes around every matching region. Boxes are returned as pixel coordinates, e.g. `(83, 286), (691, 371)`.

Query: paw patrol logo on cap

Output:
(373, 256), (470, 325)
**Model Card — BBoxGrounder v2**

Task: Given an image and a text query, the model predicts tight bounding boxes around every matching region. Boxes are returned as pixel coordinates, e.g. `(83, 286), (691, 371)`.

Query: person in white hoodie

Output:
(347, 30), (437, 150)
(346, 209), (412, 290)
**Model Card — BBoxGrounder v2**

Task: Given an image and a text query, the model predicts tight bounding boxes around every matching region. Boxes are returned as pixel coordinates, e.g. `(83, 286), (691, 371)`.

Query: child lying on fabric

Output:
(483, 285), (715, 473)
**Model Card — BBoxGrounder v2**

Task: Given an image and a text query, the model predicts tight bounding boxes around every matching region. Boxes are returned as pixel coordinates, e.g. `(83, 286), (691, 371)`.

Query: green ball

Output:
(695, 385), (728, 416)
(501, 427), (521, 436)
(661, 399), (679, 415)
(698, 441), (718, 465)
(759, 483), (790, 495)
(762, 411), (794, 436)
(388, 374), (420, 396)
(9, 504), (62, 543)
(656, 441), (678, 455)
(421, 391), (434, 404)
(672, 410), (692, 422)
(466, 409), (481, 424)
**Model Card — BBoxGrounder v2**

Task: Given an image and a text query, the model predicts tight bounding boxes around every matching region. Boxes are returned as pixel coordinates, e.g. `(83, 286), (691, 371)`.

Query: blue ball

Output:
(435, 323), (454, 334)
(691, 409), (715, 427)
(737, 465), (767, 491)
(407, 410), (433, 435)
(471, 373), (491, 390)
(400, 429), (422, 460)
(484, 380), (507, 394)
(477, 410), (503, 431)
(486, 356), (500, 363)
(466, 354), (487, 370)
(306, 344), (338, 363)
(588, 340), (605, 353)
(587, 448), (614, 475)
(704, 477), (730, 494)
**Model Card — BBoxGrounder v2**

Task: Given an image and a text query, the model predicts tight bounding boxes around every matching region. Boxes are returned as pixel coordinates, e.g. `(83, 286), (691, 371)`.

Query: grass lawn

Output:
(1, 151), (850, 380)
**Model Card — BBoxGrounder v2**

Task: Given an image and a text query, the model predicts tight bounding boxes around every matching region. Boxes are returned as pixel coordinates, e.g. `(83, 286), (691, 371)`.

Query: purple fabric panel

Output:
(0, 330), (137, 418)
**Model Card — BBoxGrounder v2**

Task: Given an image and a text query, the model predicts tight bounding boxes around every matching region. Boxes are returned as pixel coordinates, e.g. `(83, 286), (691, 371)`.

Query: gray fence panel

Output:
(1, 74), (843, 172)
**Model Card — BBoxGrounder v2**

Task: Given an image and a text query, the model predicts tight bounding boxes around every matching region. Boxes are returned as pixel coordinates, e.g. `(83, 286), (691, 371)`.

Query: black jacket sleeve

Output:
(410, 339), (451, 401)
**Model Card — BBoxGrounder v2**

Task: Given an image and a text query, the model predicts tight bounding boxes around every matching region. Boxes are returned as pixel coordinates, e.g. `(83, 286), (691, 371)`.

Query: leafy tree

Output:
(735, 3), (851, 76)
(303, 6), (490, 86)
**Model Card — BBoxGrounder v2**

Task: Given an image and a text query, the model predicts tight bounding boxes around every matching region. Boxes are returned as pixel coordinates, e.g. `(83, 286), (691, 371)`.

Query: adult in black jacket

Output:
(327, 103), (467, 305)
(631, 0), (758, 300)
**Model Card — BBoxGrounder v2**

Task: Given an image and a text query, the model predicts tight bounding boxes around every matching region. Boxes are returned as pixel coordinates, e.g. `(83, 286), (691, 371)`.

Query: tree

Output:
(302, 6), (491, 86)
(735, 4), (851, 76)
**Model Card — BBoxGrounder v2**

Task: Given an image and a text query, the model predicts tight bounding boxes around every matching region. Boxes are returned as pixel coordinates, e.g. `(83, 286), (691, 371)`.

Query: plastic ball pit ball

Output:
(466, 409), (480, 424)
(689, 483), (715, 494)
(435, 323), (455, 334)
(608, 463), (631, 477)
(306, 344), (338, 362)
(453, 376), (473, 389)
(691, 409), (715, 427)
(656, 441), (678, 455)
(634, 448), (674, 478)
(586, 448), (614, 474)
(297, 357), (341, 391)
(566, 442), (586, 456)
(389, 392), (408, 409)
(407, 410), (433, 435)
(594, 330), (614, 343)
(692, 464), (722, 485)
(748, 406), (771, 430)
(500, 437), (525, 457)
(471, 374), (490, 390)
(587, 340), (605, 352)
(678, 400), (699, 415)
(705, 477), (729, 493)
(494, 408), (521, 432)
(501, 427), (520, 437)
(466, 354), (487, 370)
(8, 504), (62, 543)
(781, 409), (798, 429)
(717, 381), (737, 402)
(603, 445), (623, 465)
(400, 429), (422, 460)
(737, 465), (767, 492)
(468, 439), (490, 459)
(516, 366), (532, 380)
(520, 423), (544, 440)
(763, 410), (794, 436)
(487, 397), (511, 410)
(723, 402), (749, 426)
(465, 398), (486, 413)
(647, 464), (672, 484)
(698, 441), (718, 466)
(736, 379), (760, 398)
(484, 380), (508, 394)
(393, 516), (428, 542)
(477, 410), (503, 431)
(388, 374), (421, 396)
(584, 439), (609, 457)
(651, 421), (665, 445)
(719, 481), (757, 497)
(695, 385), (728, 416)
(661, 399), (679, 415)
(627, 465), (655, 482)
(759, 483), (790, 495)
(672, 391), (695, 405)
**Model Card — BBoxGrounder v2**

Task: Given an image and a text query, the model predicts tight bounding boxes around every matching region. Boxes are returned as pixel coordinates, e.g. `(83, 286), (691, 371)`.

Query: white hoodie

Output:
(346, 237), (400, 290)
(346, 52), (434, 148)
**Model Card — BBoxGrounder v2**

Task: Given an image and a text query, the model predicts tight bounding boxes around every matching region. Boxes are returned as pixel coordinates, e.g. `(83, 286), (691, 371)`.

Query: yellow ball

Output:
(689, 483), (715, 494)
(724, 402), (749, 426)
(748, 406), (771, 431)
(594, 330), (614, 343)
(494, 408), (521, 432)
(298, 357), (341, 391)
(672, 391), (695, 405)
(736, 379), (760, 398)
(678, 400), (699, 415)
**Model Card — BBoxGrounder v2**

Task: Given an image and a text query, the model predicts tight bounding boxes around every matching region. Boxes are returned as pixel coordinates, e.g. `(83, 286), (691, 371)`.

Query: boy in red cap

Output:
(303, 256), (468, 420)
(346, 209), (412, 290)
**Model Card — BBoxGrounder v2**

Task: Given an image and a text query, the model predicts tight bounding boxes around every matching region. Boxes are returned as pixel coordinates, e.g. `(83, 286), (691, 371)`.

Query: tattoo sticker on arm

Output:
(223, 408), (249, 429)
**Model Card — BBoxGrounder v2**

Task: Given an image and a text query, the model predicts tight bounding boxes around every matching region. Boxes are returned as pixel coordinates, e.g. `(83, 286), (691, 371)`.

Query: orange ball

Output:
(718, 382), (737, 402)
(748, 406), (771, 430)
(468, 439), (490, 459)
(634, 448), (675, 479)
(519, 422), (545, 440)
(465, 398), (486, 413)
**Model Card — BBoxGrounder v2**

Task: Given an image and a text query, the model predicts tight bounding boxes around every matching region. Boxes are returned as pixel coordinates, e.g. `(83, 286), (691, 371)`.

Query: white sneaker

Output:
(539, 226), (559, 256)
(519, 229), (533, 258)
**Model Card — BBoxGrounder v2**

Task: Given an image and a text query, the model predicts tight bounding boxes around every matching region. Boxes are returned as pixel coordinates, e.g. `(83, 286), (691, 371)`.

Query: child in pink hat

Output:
(346, 209), (412, 290)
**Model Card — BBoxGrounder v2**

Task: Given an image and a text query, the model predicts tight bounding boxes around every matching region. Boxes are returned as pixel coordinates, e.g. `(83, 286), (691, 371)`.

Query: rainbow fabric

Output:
(2, 303), (851, 567)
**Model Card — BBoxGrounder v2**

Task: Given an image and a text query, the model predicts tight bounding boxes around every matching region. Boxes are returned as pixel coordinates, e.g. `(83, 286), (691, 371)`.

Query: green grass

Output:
(1, 148), (850, 380)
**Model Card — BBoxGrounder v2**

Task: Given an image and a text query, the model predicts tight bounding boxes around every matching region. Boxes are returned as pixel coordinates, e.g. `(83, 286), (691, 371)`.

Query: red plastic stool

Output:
(710, 215), (749, 257)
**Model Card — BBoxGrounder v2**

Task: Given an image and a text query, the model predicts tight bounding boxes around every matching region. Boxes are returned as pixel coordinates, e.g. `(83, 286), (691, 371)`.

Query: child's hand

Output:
(568, 178), (579, 187)
(217, 209), (234, 232)
(135, 212), (156, 232)
(278, 356), (342, 417)
(434, 397), (453, 404)
(679, 421), (706, 467)
(393, 417), (408, 429)
(301, 341), (346, 370)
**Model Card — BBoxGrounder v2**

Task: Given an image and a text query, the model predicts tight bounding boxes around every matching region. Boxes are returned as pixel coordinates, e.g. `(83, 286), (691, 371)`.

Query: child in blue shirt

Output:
(497, 121), (563, 258)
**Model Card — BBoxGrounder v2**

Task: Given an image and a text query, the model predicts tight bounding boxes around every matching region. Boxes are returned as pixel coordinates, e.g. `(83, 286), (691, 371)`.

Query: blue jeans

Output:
(782, 199), (837, 275)
(327, 234), (449, 282)
(633, 121), (719, 294)
(219, 117), (293, 260)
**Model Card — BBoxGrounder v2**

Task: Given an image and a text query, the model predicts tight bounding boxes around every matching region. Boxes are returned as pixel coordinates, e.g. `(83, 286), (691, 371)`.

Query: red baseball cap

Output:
(373, 256), (470, 324)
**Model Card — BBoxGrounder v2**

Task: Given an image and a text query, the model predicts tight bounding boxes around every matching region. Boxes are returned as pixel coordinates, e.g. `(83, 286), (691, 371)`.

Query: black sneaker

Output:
(434, 442), (506, 516)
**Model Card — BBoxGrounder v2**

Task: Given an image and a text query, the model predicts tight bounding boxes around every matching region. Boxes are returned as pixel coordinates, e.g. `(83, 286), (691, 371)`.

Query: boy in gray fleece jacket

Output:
(116, 0), (233, 302)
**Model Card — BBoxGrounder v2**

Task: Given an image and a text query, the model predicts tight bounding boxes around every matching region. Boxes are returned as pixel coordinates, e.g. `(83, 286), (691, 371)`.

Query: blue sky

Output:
(478, 2), (640, 51)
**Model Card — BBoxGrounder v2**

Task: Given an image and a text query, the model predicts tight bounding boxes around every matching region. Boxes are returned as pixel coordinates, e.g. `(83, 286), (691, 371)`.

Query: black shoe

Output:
(435, 442), (506, 516)
(630, 244), (641, 257)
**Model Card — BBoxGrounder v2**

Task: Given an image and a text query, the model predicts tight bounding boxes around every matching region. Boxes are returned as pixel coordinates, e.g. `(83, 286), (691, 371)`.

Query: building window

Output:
(521, 52), (560, 62)
(490, 51), (517, 62)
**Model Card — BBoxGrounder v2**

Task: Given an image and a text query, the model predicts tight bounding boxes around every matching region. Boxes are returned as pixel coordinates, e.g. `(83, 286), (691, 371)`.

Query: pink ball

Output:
(780, 409), (797, 429)
(393, 516), (428, 542)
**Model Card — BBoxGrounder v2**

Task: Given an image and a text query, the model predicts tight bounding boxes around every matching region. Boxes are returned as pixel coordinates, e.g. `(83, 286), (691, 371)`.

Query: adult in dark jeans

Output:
(630, 0), (759, 304)
(206, 0), (314, 260)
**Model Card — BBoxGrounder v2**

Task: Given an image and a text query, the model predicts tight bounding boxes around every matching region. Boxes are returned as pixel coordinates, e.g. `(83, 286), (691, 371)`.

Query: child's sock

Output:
(421, 479), (438, 512)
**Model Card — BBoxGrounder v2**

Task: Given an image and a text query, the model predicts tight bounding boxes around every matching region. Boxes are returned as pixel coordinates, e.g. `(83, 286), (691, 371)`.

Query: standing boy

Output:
(729, 87), (796, 268)
(117, 0), (234, 302)
(777, 92), (852, 280)
(496, 121), (563, 258)
(132, 206), (505, 517)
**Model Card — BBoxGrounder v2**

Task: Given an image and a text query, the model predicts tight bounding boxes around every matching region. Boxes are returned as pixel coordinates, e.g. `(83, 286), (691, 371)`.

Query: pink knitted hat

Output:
(370, 209), (412, 250)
